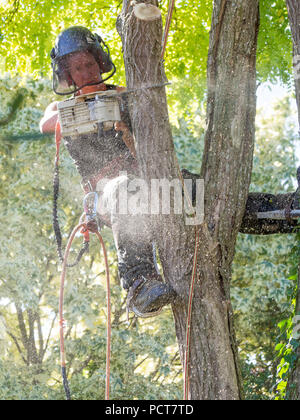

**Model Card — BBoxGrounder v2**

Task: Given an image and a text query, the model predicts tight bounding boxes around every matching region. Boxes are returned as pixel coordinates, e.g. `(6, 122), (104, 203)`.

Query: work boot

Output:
(126, 274), (176, 318)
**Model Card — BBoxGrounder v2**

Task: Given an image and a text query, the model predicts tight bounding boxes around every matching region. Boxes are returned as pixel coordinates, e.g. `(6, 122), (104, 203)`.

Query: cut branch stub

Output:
(133, 3), (161, 21)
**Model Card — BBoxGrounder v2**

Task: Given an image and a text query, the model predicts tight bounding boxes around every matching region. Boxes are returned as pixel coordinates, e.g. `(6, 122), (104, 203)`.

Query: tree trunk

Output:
(118, 0), (259, 399)
(285, 0), (300, 400)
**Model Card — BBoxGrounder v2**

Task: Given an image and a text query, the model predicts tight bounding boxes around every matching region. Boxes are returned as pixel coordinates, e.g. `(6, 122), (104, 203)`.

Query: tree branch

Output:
(41, 314), (57, 361)
(15, 304), (29, 355)
(6, 331), (28, 365)
(181, 168), (300, 235)
(0, 89), (25, 126)
(27, 309), (39, 365)
(240, 192), (299, 234)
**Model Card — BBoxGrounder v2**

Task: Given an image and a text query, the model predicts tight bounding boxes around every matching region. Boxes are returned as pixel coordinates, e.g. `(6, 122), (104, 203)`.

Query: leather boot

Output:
(126, 274), (176, 318)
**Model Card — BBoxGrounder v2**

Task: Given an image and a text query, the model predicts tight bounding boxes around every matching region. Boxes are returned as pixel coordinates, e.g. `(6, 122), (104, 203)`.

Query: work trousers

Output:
(96, 174), (158, 290)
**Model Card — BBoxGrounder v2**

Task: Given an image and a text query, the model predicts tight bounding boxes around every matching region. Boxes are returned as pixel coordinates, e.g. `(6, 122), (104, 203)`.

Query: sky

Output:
(256, 82), (300, 165)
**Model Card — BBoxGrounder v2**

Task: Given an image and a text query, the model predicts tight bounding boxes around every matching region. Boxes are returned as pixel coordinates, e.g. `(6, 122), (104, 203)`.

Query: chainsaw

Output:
(57, 89), (122, 137)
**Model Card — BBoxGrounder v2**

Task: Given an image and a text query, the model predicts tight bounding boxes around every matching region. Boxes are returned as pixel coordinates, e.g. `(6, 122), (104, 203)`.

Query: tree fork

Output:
(118, 0), (259, 399)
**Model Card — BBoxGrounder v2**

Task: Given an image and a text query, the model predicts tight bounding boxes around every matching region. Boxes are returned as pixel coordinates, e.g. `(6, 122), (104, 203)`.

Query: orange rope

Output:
(161, 0), (176, 59)
(95, 231), (111, 400)
(59, 222), (111, 400)
(183, 225), (200, 400)
(177, 170), (200, 400)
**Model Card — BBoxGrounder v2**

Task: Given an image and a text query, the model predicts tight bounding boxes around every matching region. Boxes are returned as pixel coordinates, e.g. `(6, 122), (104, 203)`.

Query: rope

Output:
(161, 0), (176, 59)
(53, 121), (89, 266)
(177, 170), (200, 400)
(161, 0), (197, 388)
(59, 221), (111, 400)
(95, 231), (111, 400)
(183, 226), (200, 400)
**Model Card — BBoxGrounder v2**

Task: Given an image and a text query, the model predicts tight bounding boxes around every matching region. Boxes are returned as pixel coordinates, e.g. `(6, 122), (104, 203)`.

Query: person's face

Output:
(67, 50), (101, 88)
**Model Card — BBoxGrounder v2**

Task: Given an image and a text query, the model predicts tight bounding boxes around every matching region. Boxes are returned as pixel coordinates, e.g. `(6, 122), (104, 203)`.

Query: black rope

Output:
(53, 160), (89, 266)
(61, 366), (71, 400)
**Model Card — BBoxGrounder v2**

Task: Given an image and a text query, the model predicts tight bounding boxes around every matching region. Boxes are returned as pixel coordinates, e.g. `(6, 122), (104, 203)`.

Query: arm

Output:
(114, 120), (136, 158)
(39, 101), (58, 134)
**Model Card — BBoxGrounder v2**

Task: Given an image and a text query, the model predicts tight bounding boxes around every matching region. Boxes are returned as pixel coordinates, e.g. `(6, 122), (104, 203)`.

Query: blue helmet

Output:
(51, 26), (115, 95)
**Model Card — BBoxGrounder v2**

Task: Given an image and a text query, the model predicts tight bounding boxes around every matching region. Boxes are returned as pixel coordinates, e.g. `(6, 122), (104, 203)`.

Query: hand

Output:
(114, 121), (136, 158)
(114, 120), (130, 134)
(116, 86), (126, 93)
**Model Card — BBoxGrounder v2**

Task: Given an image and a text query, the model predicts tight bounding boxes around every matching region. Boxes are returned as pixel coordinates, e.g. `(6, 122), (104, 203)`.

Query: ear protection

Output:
(50, 28), (116, 95)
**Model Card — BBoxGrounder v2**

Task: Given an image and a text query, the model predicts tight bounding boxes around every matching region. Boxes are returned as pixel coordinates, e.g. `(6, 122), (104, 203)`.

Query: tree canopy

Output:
(0, 0), (295, 112)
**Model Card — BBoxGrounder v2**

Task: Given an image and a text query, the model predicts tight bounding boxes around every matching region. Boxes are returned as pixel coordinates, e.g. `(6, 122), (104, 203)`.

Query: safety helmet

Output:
(50, 26), (115, 95)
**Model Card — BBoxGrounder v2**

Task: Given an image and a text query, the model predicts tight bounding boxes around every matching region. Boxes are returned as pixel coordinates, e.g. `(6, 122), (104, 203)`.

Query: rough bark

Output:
(118, 0), (259, 400)
(285, 0), (300, 400)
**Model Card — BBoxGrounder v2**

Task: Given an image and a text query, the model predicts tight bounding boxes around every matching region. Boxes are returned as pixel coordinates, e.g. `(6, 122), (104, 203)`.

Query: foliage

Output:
(274, 233), (299, 400)
(258, 0), (293, 86)
(0, 0), (295, 116)
(0, 76), (181, 400)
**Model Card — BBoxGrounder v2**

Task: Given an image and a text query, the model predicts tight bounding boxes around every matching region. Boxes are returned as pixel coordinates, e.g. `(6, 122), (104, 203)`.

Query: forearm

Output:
(114, 120), (136, 158)
(39, 111), (58, 134)
(121, 130), (136, 158)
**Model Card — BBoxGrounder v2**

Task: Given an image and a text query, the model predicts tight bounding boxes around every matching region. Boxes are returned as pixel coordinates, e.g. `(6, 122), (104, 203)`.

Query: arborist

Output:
(40, 26), (176, 318)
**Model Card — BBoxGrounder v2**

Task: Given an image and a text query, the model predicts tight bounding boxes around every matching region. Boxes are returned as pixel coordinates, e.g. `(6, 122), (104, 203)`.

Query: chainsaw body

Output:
(57, 90), (121, 137)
